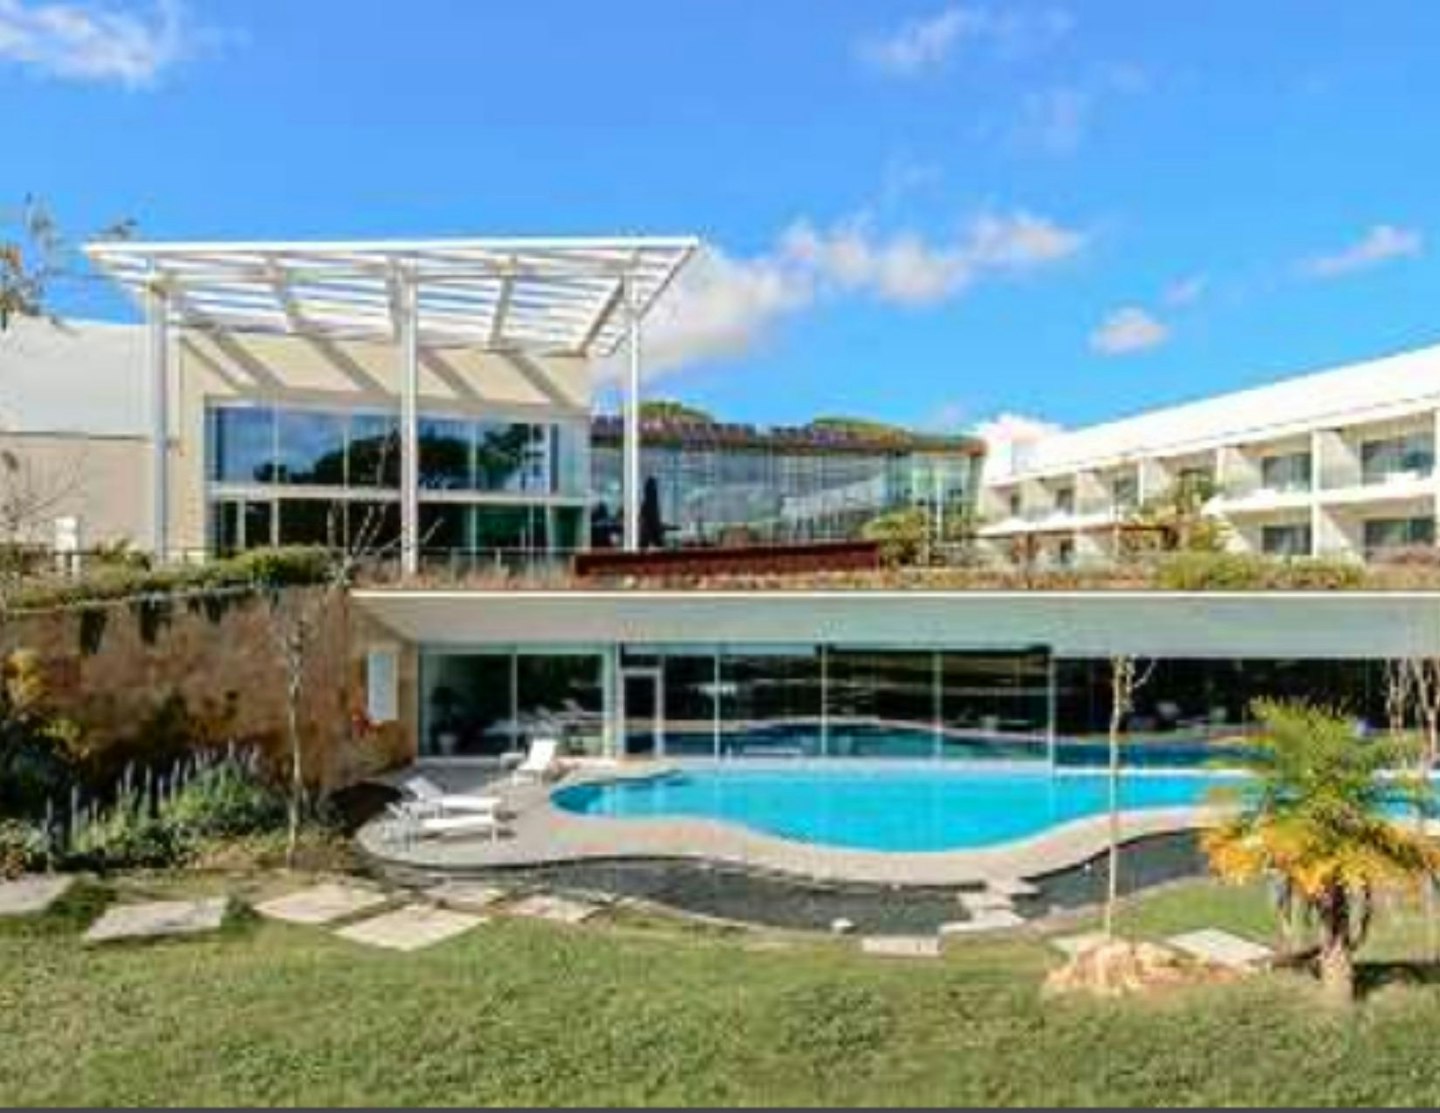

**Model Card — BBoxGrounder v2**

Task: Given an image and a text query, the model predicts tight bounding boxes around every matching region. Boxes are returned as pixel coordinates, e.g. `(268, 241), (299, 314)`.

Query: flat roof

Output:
(590, 414), (984, 456)
(85, 235), (700, 356)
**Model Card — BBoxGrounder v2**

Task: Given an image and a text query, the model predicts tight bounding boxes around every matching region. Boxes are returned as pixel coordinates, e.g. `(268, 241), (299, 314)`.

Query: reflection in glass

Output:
(719, 649), (822, 757)
(421, 653), (514, 757)
(210, 407), (276, 483)
(275, 410), (348, 486)
(419, 418), (473, 490)
(348, 413), (401, 487)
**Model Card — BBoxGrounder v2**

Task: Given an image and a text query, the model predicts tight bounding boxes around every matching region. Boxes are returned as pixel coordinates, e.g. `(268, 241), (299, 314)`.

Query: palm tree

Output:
(1203, 699), (1440, 1004)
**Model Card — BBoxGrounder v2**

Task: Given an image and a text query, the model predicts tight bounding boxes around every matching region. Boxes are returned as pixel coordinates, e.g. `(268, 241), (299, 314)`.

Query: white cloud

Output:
(1089, 306), (1170, 355)
(0, 0), (215, 87)
(624, 207), (1087, 377)
(973, 411), (1062, 445)
(1162, 274), (1207, 307)
(636, 247), (815, 377)
(857, 5), (1072, 77)
(1300, 223), (1424, 279)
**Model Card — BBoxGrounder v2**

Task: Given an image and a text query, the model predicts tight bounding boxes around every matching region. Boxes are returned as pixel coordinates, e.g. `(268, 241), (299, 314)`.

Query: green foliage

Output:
(1204, 699), (1440, 1001)
(0, 650), (80, 821)
(638, 399), (715, 424)
(1155, 551), (1365, 590)
(862, 506), (930, 565)
(806, 415), (911, 442)
(7, 546), (333, 613)
(66, 793), (183, 872)
(0, 819), (49, 877)
(159, 757), (286, 841)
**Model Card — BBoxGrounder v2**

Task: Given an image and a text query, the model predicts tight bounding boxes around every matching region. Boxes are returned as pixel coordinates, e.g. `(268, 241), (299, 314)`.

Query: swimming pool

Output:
(552, 765), (1238, 852)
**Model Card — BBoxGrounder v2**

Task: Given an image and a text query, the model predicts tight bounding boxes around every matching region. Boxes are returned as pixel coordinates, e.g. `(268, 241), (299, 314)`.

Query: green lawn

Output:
(7, 876), (1440, 1106)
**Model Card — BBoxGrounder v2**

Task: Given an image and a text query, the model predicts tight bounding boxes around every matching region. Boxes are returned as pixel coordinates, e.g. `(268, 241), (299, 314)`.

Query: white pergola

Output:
(86, 235), (700, 569)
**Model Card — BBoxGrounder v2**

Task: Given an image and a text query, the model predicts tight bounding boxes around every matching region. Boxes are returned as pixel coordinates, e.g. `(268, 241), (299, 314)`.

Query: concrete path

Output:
(335, 905), (485, 952)
(83, 898), (228, 944)
(507, 893), (600, 925)
(254, 882), (389, 926)
(1167, 929), (1274, 970)
(860, 935), (942, 959)
(0, 875), (74, 917)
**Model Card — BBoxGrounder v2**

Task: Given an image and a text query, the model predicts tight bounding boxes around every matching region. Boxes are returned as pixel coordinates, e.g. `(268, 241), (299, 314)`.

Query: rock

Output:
(1043, 937), (1230, 998)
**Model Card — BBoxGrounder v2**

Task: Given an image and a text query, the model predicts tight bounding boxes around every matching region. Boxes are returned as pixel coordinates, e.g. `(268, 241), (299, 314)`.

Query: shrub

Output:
(159, 756), (286, 840)
(1154, 551), (1364, 591)
(66, 794), (185, 872)
(0, 819), (50, 878)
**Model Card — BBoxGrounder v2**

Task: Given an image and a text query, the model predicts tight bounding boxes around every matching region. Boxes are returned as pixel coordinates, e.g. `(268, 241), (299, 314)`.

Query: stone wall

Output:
(2, 587), (411, 793)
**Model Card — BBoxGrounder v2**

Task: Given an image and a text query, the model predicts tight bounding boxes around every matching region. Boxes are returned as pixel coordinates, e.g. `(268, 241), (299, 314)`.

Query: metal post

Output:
(146, 279), (170, 561)
(623, 274), (642, 552)
(398, 271), (420, 576)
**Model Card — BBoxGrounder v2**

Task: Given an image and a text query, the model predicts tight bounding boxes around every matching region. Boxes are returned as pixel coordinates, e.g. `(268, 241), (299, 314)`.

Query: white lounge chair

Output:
(417, 811), (505, 841)
(400, 774), (503, 817)
(511, 737), (562, 784)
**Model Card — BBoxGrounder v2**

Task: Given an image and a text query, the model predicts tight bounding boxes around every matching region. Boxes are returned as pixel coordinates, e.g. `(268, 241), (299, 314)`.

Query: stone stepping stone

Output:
(507, 893), (599, 925)
(335, 904), (484, 952)
(0, 875), (74, 917)
(958, 890), (1016, 914)
(1049, 930), (1109, 958)
(83, 898), (228, 944)
(425, 881), (508, 912)
(254, 883), (388, 926)
(986, 877), (1039, 899)
(1167, 929), (1274, 971)
(859, 935), (941, 959)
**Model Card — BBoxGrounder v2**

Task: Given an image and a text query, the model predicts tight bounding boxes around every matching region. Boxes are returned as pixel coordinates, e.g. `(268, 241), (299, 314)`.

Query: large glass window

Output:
(419, 418), (474, 490)
(1364, 516), (1436, 557)
(347, 413), (401, 488)
(277, 498), (345, 546)
(719, 648), (822, 757)
(826, 650), (936, 758)
(1262, 523), (1312, 557)
(421, 653), (515, 757)
(209, 407), (277, 484)
(517, 654), (605, 756)
(275, 410), (348, 486)
(1361, 432), (1435, 484)
(1260, 451), (1312, 493)
(940, 652), (1049, 761)
(476, 421), (545, 492)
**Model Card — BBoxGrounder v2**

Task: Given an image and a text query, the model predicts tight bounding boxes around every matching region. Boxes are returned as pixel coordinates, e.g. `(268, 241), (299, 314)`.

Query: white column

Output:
(1309, 428), (1323, 557)
(623, 275), (642, 552)
(146, 280), (170, 561)
(398, 272), (420, 576)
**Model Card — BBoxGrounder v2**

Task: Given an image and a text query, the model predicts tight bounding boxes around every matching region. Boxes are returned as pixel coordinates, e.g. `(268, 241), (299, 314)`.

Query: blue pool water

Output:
(553, 766), (1238, 852)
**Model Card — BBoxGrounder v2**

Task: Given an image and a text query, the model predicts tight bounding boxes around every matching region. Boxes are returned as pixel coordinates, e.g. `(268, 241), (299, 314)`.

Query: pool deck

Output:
(359, 761), (1228, 887)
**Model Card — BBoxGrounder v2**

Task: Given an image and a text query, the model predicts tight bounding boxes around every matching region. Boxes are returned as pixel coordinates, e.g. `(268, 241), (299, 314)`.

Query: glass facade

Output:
(419, 650), (604, 757)
(417, 646), (1394, 769)
(206, 403), (586, 559)
(589, 425), (979, 545)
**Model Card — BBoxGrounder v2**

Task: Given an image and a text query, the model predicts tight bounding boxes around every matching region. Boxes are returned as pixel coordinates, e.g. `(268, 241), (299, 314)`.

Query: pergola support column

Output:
(623, 273), (643, 552)
(398, 272), (420, 576)
(146, 279), (170, 561)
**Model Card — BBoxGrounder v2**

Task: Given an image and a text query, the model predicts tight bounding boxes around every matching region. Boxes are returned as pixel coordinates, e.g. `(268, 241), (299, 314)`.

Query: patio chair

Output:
(416, 810), (506, 842)
(511, 736), (563, 784)
(400, 774), (504, 817)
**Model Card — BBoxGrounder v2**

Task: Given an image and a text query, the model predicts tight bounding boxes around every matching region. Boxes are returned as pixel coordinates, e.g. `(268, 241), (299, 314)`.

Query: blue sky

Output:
(5, 1), (1440, 437)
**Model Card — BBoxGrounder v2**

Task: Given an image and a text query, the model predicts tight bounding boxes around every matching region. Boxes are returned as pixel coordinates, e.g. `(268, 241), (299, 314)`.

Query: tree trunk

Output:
(1104, 698), (1123, 937)
(1319, 888), (1356, 1006)
(285, 644), (304, 869)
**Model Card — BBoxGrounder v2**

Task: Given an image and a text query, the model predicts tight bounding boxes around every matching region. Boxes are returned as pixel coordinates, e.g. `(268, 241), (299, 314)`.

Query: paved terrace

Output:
(357, 762), (1227, 887)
